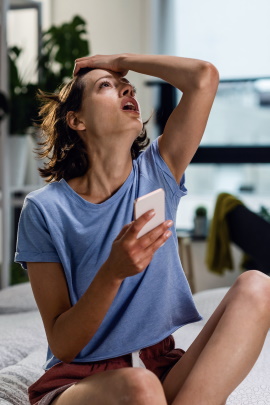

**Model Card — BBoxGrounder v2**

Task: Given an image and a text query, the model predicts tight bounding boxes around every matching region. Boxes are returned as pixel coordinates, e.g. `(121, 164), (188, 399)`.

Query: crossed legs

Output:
(51, 270), (270, 405)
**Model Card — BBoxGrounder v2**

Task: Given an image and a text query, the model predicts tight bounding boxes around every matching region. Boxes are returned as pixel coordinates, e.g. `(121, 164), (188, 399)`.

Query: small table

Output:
(177, 230), (195, 293)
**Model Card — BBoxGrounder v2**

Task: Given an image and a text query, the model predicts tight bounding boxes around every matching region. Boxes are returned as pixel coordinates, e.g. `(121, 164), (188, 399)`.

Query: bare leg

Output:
(162, 270), (270, 405)
(51, 367), (167, 405)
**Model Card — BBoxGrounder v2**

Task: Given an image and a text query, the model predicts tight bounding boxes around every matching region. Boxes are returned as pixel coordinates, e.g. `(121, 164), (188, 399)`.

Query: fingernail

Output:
(165, 230), (172, 237)
(166, 220), (173, 227)
(147, 210), (155, 218)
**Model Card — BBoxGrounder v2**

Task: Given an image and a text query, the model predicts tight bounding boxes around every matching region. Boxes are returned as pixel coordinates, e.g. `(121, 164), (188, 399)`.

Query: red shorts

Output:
(28, 335), (185, 405)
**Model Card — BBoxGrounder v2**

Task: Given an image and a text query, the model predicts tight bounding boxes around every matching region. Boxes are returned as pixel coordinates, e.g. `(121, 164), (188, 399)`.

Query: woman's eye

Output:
(100, 81), (111, 88)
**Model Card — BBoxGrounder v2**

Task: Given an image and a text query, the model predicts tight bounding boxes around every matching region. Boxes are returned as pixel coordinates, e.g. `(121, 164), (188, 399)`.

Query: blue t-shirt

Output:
(15, 136), (202, 370)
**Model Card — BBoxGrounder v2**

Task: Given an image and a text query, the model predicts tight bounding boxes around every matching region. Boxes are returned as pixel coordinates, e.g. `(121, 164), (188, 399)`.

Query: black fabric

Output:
(0, 91), (9, 121)
(226, 205), (270, 274)
(156, 83), (177, 134)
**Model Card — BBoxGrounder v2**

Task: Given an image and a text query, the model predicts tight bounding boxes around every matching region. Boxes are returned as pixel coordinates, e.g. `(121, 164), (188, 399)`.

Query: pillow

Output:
(0, 282), (37, 314)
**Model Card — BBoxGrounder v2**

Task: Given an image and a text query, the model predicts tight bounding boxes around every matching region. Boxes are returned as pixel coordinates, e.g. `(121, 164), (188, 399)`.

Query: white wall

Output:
(51, 0), (155, 130)
(174, 0), (270, 79)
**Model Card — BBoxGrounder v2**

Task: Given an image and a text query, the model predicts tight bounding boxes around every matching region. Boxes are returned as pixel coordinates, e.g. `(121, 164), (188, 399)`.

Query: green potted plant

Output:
(38, 15), (89, 93)
(8, 15), (90, 186)
(259, 206), (270, 223)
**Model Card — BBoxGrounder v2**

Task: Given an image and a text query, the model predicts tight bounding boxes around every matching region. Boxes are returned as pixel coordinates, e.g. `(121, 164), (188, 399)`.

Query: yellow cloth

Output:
(205, 193), (243, 275)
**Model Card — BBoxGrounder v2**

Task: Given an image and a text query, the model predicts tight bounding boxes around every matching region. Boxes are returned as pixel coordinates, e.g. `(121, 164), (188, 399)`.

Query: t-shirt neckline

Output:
(58, 162), (135, 209)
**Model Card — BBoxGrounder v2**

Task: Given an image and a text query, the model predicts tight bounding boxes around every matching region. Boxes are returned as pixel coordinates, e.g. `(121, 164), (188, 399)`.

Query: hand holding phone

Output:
(134, 188), (165, 238)
(107, 189), (171, 281)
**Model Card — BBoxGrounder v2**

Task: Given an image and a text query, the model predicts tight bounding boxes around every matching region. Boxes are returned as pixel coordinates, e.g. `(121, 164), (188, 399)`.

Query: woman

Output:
(15, 53), (270, 405)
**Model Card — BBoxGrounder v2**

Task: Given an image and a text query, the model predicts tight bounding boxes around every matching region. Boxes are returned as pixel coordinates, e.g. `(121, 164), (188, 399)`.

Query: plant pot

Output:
(193, 216), (208, 238)
(9, 135), (28, 188)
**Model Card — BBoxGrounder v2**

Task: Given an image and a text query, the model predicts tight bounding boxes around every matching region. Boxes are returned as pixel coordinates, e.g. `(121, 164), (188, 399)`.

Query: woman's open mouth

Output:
(121, 97), (140, 114)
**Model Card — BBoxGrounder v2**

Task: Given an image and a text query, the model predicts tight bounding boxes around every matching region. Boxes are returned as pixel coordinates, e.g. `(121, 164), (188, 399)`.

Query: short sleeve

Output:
(15, 198), (61, 270)
(152, 137), (188, 198)
(137, 136), (188, 210)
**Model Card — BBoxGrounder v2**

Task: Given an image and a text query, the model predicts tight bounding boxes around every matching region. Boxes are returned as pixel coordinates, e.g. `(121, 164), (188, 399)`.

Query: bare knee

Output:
(233, 270), (270, 314)
(56, 368), (167, 405)
(118, 368), (166, 405)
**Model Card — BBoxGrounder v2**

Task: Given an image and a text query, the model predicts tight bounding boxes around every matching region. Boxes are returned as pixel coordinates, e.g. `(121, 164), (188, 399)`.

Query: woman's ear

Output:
(66, 111), (86, 131)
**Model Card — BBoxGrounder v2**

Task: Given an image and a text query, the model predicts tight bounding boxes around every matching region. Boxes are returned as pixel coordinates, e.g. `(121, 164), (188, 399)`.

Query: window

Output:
(165, 0), (270, 229)
(174, 0), (270, 79)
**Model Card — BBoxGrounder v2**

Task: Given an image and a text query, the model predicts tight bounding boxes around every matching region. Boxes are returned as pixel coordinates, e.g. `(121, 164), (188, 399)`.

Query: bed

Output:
(0, 282), (269, 404)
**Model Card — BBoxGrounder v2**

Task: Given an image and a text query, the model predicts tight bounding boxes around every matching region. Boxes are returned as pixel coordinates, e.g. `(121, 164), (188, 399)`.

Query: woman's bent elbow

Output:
(197, 62), (219, 90)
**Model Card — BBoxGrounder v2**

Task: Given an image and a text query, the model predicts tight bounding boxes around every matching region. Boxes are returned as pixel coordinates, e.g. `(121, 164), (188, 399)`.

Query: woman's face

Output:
(77, 69), (143, 142)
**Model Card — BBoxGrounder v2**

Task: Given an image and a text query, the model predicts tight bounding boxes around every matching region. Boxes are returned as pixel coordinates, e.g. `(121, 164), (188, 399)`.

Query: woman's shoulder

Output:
(25, 180), (64, 208)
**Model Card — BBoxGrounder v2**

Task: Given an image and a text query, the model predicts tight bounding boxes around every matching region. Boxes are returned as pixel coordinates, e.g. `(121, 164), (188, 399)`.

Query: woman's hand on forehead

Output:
(73, 54), (129, 77)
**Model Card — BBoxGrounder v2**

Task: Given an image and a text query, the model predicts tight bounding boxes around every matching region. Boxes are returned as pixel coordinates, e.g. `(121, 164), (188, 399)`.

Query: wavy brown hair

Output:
(36, 68), (150, 183)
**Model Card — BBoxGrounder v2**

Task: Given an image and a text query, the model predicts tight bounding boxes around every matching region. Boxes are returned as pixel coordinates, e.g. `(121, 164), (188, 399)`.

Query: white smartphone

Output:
(134, 188), (165, 239)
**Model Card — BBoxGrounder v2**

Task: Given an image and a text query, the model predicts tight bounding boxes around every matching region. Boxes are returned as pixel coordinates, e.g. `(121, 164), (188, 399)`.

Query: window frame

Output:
(146, 78), (270, 164)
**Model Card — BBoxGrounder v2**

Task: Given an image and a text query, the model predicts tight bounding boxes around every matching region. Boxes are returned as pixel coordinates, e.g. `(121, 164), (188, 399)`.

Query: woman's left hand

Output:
(73, 54), (129, 76)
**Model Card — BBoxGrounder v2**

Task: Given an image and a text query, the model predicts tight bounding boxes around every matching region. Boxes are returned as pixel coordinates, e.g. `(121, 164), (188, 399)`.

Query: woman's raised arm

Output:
(74, 53), (219, 183)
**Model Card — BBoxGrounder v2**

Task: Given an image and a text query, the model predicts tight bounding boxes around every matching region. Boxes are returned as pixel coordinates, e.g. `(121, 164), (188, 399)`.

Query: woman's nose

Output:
(121, 84), (135, 97)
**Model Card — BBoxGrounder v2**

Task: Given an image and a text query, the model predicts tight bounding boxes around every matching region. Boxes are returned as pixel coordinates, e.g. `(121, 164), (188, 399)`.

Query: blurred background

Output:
(0, 0), (270, 291)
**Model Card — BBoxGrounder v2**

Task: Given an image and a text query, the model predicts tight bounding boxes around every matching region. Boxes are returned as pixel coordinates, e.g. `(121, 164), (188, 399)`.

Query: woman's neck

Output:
(68, 147), (133, 204)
